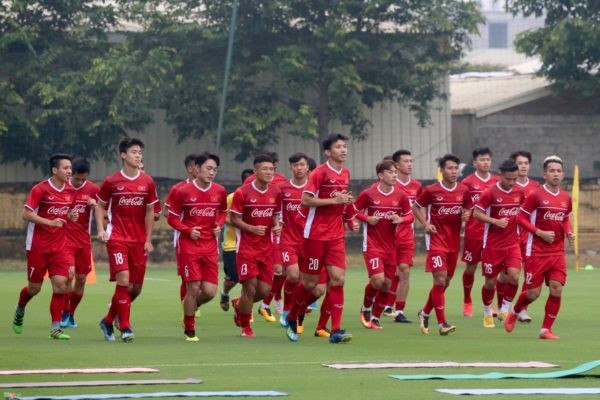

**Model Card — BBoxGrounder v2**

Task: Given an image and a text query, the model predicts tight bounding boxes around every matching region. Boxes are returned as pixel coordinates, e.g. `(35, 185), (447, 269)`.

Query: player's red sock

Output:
(317, 292), (331, 330)
(63, 291), (72, 313)
(503, 282), (519, 303)
(299, 292), (319, 315)
(179, 281), (186, 302)
(183, 315), (195, 331)
(18, 286), (34, 308)
(431, 284), (446, 324)
(395, 300), (406, 312)
(372, 290), (388, 318)
(328, 285), (344, 332)
(481, 286), (495, 307)
(267, 274), (285, 305)
(423, 288), (434, 315)
(283, 279), (298, 311)
(519, 286), (529, 311)
(542, 294), (561, 330)
(287, 284), (310, 321)
(495, 280), (505, 309)
(512, 291), (532, 314)
(386, 275), (400, 308)
(363, 282), (377, 308)
(50, 293), (66, 323)
(69, 292), (84, 315)
(462, 272), (474, 303)
(112, 285), (131, 330)
(239, 313), (252, 328)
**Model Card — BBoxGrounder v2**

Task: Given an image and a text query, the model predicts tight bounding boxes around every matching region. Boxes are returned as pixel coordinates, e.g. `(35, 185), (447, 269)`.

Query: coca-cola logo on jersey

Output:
(251, 208), (274, 218)
(72, 204), (87, 213)
(286, 203), (300, 212)
(373, 210), (397, 220)
(118, 196), (144, 206)
(47, 206), (70, 215)
(438, 205), (462, 215)
(544, 211), (565, 221)
(498, 207), (518, 217)
(189, 207), (216, 217)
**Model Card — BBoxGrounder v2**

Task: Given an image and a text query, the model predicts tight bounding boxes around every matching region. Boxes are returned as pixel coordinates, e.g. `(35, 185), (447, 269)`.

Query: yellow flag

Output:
(436, 168), (443, 182)
(572, 165), (580, 271)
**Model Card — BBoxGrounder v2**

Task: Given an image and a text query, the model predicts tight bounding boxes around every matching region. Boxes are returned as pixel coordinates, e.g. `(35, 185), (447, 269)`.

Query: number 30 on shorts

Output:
(431, 255), (443, 269)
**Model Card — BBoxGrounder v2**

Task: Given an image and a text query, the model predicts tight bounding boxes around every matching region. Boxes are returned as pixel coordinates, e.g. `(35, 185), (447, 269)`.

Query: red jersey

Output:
(65, 180), (100, 247)
(165, 179), (191, 209)
(475, 183), (524, 250)
(353, 184), (412, 254)
(462, 172), (499, 240)
(244, 172), (287, 186)
(97, 170), (159, 243)
(514, 178), (540, 247)
(279, 179), (307, 247)
(301, 161), (351, 241)
(25, 179), (75, 252)
(519, 185), (572, 256)
(415, 182), (469, 252)
(168, 181), (227, 254)
(231, 181), (281, 255)
(395, 178), (422, 246)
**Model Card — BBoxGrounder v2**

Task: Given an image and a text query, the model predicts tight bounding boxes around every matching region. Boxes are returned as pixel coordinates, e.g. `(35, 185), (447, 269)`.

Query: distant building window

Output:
(489, 23), (508, 48)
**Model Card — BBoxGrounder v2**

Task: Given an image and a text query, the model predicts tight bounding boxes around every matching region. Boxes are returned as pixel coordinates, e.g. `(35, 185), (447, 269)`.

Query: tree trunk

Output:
(317, 81), (330, 163)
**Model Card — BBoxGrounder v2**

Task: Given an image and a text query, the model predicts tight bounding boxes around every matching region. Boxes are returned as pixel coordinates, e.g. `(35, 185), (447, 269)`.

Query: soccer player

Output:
(460, 147), (498, 317)
(472, 160), (524, 328)
(60, 158), (100, 329)
(504, 156), (573, 340)
(230, 154), (282, 338)
(354, 160), (413, 329)
(284, 133), (355, 344)
(413, 154), (470, 336)
(219, 169), (254, 311)
(12, 154), (76, 340)
(277, 153), (310, 325)
(385, 149), (422, 323)
(96, 137), (159, 342)
(167, 152), (227, 341)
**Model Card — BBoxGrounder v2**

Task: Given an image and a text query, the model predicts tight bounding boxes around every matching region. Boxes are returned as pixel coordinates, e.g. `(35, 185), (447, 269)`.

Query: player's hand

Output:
(97, 229), (108, 242)
(351, 219), (360, 233)
(190, 227), (201, 240)
(213, 225), (221, 237)
(48, 218), (67, 228)
(366, 216), (381, 226)
(425, 223), (437, 234)
(390, 214), (403, 224)
(251, 225), (267, 236)
(153, 213), (161, 221)
(566, 232), (575, 246)
(272, 224), (282, 236)
(144, 240), (154, 255)
(67, 209), (79, 222)
(334, 190), (353, 205)
(86, 197), (97, 207)
(494, 218), (509, 229)
(536, 229), (555, 243)
(461, 209), (471, 223)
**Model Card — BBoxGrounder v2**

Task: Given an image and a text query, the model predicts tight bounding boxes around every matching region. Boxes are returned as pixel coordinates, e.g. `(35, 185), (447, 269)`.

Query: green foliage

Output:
(507, 0), (600, 97)
(0, 1), (175, 171)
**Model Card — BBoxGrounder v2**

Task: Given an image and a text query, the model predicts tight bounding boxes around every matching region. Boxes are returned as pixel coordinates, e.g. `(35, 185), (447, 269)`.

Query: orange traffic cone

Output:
(86, 255), (97, 284)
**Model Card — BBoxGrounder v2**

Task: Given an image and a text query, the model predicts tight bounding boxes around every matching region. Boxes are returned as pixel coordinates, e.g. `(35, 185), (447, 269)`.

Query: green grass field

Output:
(1, 260), (599, 400)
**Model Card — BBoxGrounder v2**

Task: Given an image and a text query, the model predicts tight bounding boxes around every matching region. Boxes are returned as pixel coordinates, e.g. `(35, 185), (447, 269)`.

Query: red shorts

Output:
(396, 245), (415, 266)
(66, 246), (92, 275)
(280, 242), (303, 268)
(237, 252), (274, 285)
(271, 242), (283, 266)
(106, 241), (147, 285)
(363, 251), (397, 280)
(26, 250), (71, 283)
(425, 251), (459, 279)
(523, 255), (567, 289)
(301, 237), (346, 275)
(177, 252), (219, 284)
(462, 238), (483, 264)
(481, 245), (522, 278)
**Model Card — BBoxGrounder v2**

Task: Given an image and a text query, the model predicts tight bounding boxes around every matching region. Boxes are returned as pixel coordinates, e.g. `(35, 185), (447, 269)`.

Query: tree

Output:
(142, 0), (483, 161)
(507, 0), (600, 97)
(0, 1), (176, 171)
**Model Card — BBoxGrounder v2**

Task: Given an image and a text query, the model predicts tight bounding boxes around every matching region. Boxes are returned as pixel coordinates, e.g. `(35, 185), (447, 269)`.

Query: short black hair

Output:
(266, 151), (279, 163)
(118, 137), (144, 154)
(472, 147), (492, 160)
(254, 154), (274, 166)
(195, 152), (220, 167)
(241, 169), (253, 183)
(72, 158), (91, 174)
(322, 133), (348, 151)
(543, 155), (563, 171)
(49, 153), (72, 174)
(509, 150), (532, 163)
(438, 153), (460, 169)
(498, 159), (518, 173)
(184, 153), (198, 168)
(288, 152), (308, 164)
(392, 149), (411, 163)
(307, 157), (317, 171)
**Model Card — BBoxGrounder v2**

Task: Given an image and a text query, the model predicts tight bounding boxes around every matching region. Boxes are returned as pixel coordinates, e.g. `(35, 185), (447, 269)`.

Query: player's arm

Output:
(94, 199), (108, 241)
(473, 207), (508, 228)
(144, 203), (155, 253)
(411, 202), (436, 234)
(517, 209), (554, 243)
(230, 211), (267, 236)
(272, 213), (282, 236)
(22, 207), (66, 227)
(301, 191), (352, 208)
